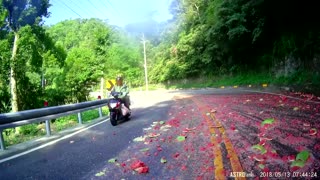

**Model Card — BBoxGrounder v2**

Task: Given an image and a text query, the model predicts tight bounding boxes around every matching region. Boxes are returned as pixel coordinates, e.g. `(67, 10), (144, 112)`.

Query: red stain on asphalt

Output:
(173, 153), (180, 158)
(181, 165), (187, 171)
(130, 160), (149, 174)
(97, 92), (319, 179)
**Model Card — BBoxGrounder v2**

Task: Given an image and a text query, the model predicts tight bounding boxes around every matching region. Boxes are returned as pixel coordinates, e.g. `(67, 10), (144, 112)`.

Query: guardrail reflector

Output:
(262, 84), (268, 87)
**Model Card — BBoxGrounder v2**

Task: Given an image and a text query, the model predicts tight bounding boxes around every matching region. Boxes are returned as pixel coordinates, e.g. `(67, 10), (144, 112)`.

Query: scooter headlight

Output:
(110, 102), (117, 108)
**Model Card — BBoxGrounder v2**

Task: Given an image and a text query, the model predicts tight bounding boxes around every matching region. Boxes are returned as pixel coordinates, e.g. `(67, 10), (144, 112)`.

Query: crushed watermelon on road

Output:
(93, 91), (320, 179)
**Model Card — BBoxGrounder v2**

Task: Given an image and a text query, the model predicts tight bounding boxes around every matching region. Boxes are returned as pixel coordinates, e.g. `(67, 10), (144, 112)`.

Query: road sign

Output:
(106, 79), (116, 91)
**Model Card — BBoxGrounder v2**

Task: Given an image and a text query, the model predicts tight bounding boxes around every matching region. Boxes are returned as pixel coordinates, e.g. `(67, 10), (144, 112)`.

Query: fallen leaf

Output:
(133, 136), (146, 142)
(160, 125), (172, 131)
(290, 160), (305, 168)
(140, 148), (149, 152)
(159, 121), (165, 125)
(108, 158), (117, 163)
(70, 141), (74, 144)
(95, 171), (105, 176)
(252, 144), (267, 154)
(161, 157), (167, 163)
(148, 133), (160, 138)
(259, 98), (263, 101)
(293, 107), (299, 111)
(258, 164), (265, 169)
(176, 136), (186, 142)
(296, 150), (309, 162)
(261, 118), (275, 126)
(143, 127), (152, 131)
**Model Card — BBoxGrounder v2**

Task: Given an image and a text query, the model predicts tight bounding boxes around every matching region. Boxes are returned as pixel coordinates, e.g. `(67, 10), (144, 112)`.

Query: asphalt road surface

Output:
(0, 88), (319, 180)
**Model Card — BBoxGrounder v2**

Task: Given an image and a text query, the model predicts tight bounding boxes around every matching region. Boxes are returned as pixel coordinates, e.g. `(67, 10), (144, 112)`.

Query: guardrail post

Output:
(98, 95), (102, 117)
(78, 112), (82, 124)
(45, 120), (51, 136)
(0, 130), (5, 150)
(98, 107), (103, 117)
(44, 101), (51, 136)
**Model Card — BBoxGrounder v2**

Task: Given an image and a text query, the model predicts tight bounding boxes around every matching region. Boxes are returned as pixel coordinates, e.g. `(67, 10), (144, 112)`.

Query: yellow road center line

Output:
(211, 113), (246, 180)
(192, 97), (225, 179)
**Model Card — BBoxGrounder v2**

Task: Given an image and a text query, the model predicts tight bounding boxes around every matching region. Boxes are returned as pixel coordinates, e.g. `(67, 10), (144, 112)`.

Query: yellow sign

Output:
(106, 79), (116, 91)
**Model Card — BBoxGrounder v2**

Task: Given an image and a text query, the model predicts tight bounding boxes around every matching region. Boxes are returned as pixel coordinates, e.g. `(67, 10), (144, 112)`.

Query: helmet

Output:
(116, 75), (123, 81)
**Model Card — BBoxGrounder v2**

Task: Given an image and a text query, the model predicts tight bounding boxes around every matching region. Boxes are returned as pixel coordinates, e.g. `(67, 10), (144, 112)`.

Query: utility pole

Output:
(100, 77), (104, 98)
(142, 33), (149, 92)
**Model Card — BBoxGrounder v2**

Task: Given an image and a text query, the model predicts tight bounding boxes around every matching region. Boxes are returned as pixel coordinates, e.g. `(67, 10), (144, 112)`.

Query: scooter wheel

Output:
(110, 112), (117, 126)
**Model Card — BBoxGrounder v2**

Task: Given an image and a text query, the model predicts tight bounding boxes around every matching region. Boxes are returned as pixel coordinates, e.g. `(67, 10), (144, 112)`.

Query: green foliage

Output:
(1, 0), (51, 112)
(147, 0), (320, 89)
(46, 19), (144, 102)
(19, 124), (39, 135)
(2, 0), (50, 31)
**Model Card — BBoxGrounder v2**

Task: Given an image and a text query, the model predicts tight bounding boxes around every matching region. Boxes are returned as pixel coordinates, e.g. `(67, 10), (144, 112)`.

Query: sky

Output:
(44, 0), (174, 27)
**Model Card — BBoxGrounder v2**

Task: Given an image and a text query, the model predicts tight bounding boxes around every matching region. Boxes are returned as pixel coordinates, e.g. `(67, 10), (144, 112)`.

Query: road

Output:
(0, 88), (319, 179)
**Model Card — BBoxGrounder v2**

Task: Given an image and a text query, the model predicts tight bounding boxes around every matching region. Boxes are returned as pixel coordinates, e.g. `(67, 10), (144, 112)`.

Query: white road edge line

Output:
(0, 119), (109, 164)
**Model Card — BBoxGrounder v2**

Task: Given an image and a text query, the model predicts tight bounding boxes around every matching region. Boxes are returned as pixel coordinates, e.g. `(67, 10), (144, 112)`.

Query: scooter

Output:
(108, 91), (131, 126)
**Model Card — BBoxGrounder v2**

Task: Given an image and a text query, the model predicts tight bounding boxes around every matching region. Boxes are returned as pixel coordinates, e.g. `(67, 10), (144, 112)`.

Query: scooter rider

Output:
(110, 75), (130, 110)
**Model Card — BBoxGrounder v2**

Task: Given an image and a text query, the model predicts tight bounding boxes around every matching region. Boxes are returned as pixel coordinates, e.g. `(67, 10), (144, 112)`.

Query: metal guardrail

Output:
(0, 99), (110, 151)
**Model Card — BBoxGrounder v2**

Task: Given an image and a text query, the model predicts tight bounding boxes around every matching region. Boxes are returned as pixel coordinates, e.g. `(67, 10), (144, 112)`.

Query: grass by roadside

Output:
(3, 107), (109, 147)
